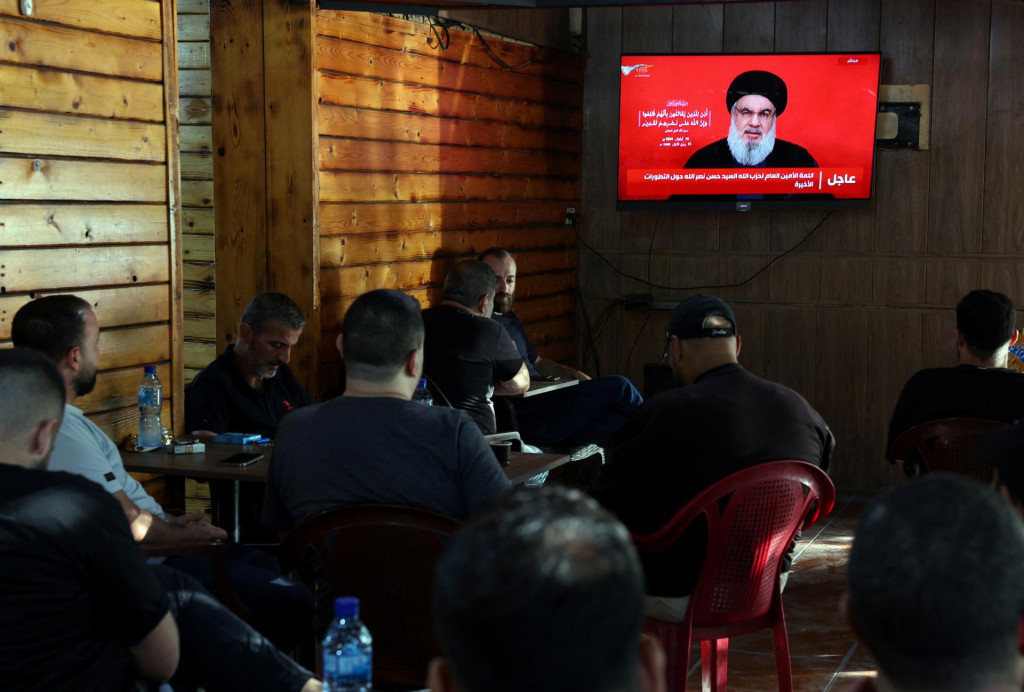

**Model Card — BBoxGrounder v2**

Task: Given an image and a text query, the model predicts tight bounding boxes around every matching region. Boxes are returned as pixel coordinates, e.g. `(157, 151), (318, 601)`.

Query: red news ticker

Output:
(625, 167), (866, 197)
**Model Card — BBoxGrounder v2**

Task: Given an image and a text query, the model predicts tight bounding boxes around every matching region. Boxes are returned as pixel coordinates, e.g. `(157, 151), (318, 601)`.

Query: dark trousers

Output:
(512, 375), (643, 448)
(164, 542), (313, 651)
(151, 565), (312, 692)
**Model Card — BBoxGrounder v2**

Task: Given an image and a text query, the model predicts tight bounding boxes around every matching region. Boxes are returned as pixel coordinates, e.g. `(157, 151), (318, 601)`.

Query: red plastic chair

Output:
(889, 418), (1006, 483)
(632, 460), (835, 692)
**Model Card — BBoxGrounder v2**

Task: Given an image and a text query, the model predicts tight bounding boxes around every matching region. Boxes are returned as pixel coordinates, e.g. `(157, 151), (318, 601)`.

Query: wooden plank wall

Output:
(0, 0), (182, 444)
(580, 0), (1024, 491)
(178, 0), (216, 382)
(315, 11), (584, 397)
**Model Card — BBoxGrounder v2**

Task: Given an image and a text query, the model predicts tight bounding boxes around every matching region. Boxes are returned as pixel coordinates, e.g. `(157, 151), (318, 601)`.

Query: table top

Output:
(123, 443), (571, 486)
(520, 377), (579, 398)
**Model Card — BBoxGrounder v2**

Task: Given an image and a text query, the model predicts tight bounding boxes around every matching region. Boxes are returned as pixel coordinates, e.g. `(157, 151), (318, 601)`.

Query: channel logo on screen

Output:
(621, 64), (653, 76)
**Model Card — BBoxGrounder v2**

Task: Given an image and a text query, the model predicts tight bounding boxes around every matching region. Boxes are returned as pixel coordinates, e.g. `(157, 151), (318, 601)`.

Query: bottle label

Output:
(139, 389), (162, 408)
(324, 652), (371, 681)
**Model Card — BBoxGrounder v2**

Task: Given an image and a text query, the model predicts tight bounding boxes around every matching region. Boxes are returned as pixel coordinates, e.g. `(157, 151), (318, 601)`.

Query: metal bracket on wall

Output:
(874, 84), (931, 150)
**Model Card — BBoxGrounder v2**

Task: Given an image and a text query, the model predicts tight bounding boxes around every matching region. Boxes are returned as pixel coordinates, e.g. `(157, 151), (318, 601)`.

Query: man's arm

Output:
(129, 611), (180, 681)
(112, 490), (227, 543)
(534, 357), (591, 382)
(493, 361), (530, 396)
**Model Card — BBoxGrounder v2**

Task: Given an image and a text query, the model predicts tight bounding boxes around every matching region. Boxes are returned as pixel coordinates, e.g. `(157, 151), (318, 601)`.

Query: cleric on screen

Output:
(684, 70), (819, 170)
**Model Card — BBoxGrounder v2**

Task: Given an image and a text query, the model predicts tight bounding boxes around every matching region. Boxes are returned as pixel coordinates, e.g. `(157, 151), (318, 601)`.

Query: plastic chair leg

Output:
(701, 638), (728, 692)
(645, 619), (690, 692)
(771, 620), (793, 692)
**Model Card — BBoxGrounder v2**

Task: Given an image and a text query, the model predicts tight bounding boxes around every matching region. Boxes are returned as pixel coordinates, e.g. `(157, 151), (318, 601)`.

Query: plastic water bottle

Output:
(137, 365), (163, 449)
(322, 597), (372, 692)
(412, 378), (434, 406)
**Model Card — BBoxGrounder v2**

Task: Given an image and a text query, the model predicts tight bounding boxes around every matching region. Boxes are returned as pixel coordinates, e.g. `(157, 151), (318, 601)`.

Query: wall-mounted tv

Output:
(617, 53), (881, 211)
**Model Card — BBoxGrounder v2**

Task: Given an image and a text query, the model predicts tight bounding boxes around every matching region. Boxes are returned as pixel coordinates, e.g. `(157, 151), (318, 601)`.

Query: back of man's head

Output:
(0, 349), (66, 462)
(956, 289), (1016, 360)
(432, 486), (647, 692)
(442, 260), (495, 309)
(240, 292), (305, 334)
(847, 474), (1024, 692)
(342, 289), (423, 382)
(11, 294), (93, 364)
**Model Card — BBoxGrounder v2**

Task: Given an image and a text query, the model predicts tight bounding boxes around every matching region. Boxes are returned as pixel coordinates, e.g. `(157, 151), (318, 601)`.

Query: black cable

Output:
(622, 213), (658, 373)
(574, 209), (835, 293)
(472, 26), (539, 71)
(427, 17), (451, 50)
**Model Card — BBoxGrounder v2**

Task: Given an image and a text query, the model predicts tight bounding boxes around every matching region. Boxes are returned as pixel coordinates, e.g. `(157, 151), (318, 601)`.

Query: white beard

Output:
(727, 120), (777, 166)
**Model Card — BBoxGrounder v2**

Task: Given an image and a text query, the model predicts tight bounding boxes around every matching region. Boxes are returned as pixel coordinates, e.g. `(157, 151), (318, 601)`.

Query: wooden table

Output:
(123, 444), (573, 538)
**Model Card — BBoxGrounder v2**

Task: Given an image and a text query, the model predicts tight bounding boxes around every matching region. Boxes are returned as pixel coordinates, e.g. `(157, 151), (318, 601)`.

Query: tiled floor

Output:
(681, 493), (877, 692)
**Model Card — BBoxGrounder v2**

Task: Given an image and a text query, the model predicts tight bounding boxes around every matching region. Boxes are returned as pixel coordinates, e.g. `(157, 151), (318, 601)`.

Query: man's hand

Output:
(167, 510), (207, 527)
(179, 520), (229, 541)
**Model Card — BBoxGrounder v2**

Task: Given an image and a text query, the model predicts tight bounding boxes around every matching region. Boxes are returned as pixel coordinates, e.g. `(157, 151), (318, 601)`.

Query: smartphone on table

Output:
(218, 452), (264, 467)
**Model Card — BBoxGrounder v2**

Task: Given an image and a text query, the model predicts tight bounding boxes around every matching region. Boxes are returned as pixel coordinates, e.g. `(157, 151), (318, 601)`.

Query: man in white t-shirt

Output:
(12, 294), (312, 650)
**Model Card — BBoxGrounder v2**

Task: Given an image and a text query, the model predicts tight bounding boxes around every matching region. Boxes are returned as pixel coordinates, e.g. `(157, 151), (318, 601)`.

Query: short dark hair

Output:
(442, 260), (495, 308)
(11, 294), (93, 364)
(433, 486), (646, 692)
(477, 247), (511, 263)
(848, 475), (1024, 692)
(0, 348), (66, 441)
(240, 292), (305, 334)
(342, 289), (423, 382)
(956, 290), (1016, 359)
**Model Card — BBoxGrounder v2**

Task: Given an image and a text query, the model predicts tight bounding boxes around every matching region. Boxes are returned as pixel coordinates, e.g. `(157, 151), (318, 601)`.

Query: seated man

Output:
(187, 291), (312, 437)
(843, 475), (1024, 692)
(429, 486), (666, 692)
(12, 295), (313, 651)
(887, 289), (1024, 472)
(480, 247), (642, 448)
(263, 288), (510, 530)
(422, 259), (529, 434)
(594, 293), (834, 622)
(0, 348), (319, 692)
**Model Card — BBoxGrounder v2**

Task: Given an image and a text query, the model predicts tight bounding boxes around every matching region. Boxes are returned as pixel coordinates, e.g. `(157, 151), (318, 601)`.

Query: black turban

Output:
(726, 70), (788, 117)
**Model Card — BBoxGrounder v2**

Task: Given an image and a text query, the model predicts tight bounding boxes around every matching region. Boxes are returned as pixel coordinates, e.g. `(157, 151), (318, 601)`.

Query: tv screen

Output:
(617, 53), (881, 211)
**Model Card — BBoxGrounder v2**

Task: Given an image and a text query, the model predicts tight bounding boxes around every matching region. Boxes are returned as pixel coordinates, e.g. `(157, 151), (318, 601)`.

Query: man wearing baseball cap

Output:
(594, 294), (834, 622)
(685, 70), (819, 169)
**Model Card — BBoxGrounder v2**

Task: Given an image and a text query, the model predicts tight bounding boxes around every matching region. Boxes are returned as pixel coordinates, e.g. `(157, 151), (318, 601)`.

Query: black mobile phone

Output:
(219, 452), (264, 467)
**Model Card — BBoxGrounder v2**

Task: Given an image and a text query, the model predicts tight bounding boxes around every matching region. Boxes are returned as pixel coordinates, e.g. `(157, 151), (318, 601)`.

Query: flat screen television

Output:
(617, 53), (881, 211)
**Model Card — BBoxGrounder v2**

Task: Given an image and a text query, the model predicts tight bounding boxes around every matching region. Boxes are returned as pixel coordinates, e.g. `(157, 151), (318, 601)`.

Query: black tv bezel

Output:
(615, 51), (883, 213)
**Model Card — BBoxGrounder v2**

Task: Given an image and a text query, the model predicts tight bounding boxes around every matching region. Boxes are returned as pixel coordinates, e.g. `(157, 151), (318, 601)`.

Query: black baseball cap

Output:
(667, 294), (737, 339)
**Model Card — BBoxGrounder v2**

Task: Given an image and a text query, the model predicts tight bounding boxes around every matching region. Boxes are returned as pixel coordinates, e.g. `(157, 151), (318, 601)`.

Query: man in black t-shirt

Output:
(594, 294), (833, 622)
(0, 348), (320, 692)
(887, 290), (1024, 473)
(187, 291), (313, 438)
(422, 260), (529, 434)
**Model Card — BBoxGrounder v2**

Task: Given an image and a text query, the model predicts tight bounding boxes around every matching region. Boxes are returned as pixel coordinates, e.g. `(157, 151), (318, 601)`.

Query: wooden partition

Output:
(0, 0), (182, 442)
(314, 11), (584, 397)
(579, 0), (1024, 491)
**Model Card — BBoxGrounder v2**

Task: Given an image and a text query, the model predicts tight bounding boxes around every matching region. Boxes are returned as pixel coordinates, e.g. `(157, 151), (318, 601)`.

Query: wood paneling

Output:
(315, 10), (583, 394)
(0, 0), (180, 435)
(580, 0), (1024, 491)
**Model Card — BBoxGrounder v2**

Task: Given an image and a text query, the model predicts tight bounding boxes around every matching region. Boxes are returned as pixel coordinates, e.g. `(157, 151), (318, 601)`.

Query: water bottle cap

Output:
(419, 378), (428, 388)
(334, 596), (360, 618)
(144, 365), (157, 375)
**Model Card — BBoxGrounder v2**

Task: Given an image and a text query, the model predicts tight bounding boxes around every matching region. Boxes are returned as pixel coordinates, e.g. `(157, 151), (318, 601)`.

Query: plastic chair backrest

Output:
(633, 461), (834, 631)
(890, 418), (1006, 483)
(279, 504), (461, 688)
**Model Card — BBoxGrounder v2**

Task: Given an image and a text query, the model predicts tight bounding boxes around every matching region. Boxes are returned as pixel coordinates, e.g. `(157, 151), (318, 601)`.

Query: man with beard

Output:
(11, 295), (313, 651)
(479, 248), (642, 448)
(684, 70), (818, 170)
(186, 291), (313, 438)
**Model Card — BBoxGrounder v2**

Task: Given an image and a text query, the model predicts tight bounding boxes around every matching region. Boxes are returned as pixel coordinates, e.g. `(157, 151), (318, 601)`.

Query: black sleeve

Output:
(185, 371), (231, 434)
(493, 324), (526, 382)
(76, 486), (170, 647)
(886, 377), (920, 461)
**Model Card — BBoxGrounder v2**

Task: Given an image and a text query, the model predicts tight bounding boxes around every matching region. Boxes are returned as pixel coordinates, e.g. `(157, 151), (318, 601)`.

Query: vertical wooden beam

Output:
(211, 0), (268, 350)
(263, 0), (319, 399)
(163, 0), (185, 433)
